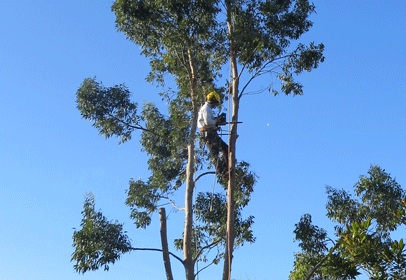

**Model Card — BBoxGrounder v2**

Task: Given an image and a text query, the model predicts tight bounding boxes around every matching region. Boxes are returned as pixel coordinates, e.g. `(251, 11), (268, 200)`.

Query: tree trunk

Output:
(223, 75), (239, 280)
(223, 1), (239, 279)
(184, 141), (195, 280)
(159, 208), (174, 280)
(183, 48), (199, 280)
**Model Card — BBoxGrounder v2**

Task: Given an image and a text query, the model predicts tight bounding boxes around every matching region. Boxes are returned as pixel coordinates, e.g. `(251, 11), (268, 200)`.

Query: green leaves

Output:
(76, 77), (141, 144)
(293, 214), (327, 254)
(291, 165), (406, 280)
(71, 194), (132, 273)
(278, 42), (325, 96)
(193, 161), (257, 249)
(126, 179), (159, 229)
(74, 1), (324, 277)
(355, 165), (405, 231)
(112, 0), (223, 92)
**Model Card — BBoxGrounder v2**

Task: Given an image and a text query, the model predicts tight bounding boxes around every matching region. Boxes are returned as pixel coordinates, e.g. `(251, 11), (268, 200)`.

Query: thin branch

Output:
(305, 254), (330, 280)
(156, 202), (171, 207)
(326, 237), (336, 245)
(174, 49), (190, 74)
(237, 42), (265, 81)
(194, 171), (216, 183)
(238, 60), (274, 98)
(193, 239), (222, 264)
(130, 247), (184, 265)
(106, 112), (159, 137)
(195, 261), (216, 277)
(305, 244), (338, 280)
(238, 55), (289, 99)
(160, 196), (185, 211)
(220, 0), (227, 10)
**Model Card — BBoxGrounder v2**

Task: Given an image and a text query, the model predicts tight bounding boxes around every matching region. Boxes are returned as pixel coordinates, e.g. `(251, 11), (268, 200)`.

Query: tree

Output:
(72, 0), (324, 279)
(111, 1), (226, 278)
(73, 76), (256, 279)
(221, 1), (324, 277)
(290, 165), (406, 280)
(73, 1), (255, 278)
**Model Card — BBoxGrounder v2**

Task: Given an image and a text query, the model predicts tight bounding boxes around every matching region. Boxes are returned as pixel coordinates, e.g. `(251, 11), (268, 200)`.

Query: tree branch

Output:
(174, 49), (190, 74)
(130, 247), (184, 265)
(159, 208), (174, 280)
(239, 60), (277, 98)
(195, 260), (216, 277)
(238, 54), (293, 99)
(237, 42), (265, 82)
(305, 244), (338, 280)
(305, 254), (329, 280)
(194, 171), (216, 183)
(105, 112), (159, 136)
(193, 239), (222, 264)
(160, 196), (185, 211)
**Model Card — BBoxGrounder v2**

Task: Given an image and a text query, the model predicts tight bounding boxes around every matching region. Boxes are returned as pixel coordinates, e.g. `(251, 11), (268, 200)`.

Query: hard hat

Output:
(206, 92), (220, 103)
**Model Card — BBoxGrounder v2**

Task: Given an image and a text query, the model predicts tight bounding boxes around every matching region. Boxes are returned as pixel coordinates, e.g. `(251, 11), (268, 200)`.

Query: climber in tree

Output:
(197, 92), (228, 177)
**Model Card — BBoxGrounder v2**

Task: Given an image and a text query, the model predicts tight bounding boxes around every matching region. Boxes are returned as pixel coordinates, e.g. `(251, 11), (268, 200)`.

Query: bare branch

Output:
(195, 261), (216, 277)
(238, 60), (274, 98)
(130, 247), (184, 265)
(238, 54), (292, 99)
(193, 239), (222, 264)
(105, 112), (159, 136)
(174, 49), (190, 74)
(160, 196), (185, 211)
(194, 171), (216, 183)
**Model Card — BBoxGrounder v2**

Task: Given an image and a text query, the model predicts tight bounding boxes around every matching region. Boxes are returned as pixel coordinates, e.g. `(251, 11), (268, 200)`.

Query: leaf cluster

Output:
(125, 101), (191, 228)
(76, 77), (142, 144)
(223, 0), (325, 97)
(72, 194), (132, 273)
(233, 0), (315, 67)
(290, 165), (406, 280)
(113, 0), (225, 97)
(173, 161), (256, 265)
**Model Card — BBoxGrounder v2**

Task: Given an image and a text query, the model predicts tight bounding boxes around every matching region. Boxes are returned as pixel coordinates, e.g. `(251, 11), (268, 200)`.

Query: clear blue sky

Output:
(1, 1), (405, 279)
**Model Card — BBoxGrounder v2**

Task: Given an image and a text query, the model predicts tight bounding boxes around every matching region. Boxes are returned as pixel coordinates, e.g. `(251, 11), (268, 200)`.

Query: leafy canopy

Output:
(290, 165), (406, 280)
(72, 194), (132, 273)
(73, 0), (325, 276)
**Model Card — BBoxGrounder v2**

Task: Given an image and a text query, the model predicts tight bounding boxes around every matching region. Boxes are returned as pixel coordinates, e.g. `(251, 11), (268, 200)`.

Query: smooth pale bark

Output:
(183, 48), (199, 280)
(223, 1), (239, 279)
(159, 208), (174, 280)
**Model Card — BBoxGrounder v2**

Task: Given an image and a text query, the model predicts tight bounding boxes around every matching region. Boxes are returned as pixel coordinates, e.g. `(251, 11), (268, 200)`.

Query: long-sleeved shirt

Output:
(197, 102), (216, 130)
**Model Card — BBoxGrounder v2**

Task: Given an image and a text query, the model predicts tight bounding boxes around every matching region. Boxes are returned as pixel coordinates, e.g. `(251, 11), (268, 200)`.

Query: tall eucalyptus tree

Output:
(72, 1), (324, 279)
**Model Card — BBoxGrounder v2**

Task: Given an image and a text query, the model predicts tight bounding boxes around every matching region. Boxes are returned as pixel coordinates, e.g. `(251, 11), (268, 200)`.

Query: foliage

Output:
(173, 161), (257, 262)
(290, 165), (406, 280)
(110, 2), (261, 274)
(225, 0), (324, 97)
(73, 0), (324, 278)
(112, 0), (224, 96)
(76, 77), (141, 144)
(72, 194), (132, 273)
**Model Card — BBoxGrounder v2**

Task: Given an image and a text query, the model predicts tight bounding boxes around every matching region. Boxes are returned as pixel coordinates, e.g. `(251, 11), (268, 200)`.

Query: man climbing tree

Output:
(198, 91), (229, 177)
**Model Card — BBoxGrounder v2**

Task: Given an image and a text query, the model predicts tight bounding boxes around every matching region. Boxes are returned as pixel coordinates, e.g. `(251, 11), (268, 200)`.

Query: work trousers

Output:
(201, 129), (229, 174)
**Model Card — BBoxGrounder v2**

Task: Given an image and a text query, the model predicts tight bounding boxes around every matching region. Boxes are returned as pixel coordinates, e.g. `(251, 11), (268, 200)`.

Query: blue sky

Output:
(1, 1), (405, 279)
